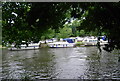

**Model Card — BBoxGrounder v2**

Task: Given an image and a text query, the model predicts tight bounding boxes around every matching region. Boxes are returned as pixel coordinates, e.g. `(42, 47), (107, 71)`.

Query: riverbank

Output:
(0, 45), (6, 49)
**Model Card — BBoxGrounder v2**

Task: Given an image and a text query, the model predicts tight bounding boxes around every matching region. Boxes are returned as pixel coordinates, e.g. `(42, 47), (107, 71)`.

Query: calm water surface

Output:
(1, 47), (120, 79)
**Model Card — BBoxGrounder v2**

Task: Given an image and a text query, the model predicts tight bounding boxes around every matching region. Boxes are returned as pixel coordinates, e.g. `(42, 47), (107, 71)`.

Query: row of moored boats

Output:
(8, 36), (108, 51)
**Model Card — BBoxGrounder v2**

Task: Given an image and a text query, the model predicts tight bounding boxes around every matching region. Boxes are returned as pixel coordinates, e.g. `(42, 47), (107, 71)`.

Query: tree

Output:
(2, 2), (32, 44)
(2, 2), (72, 45)
(2, 2), (120, 51)
(57, 25), (72, 39)
(41, 28), (55, 40)
(79, 3), (120, 51)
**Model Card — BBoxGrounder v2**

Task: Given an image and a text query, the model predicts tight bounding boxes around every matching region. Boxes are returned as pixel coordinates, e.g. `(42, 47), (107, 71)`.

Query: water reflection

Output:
(2, 48), (56, 79)
(85, 47), (120, 79)
(2, 47), (120, 79)
(51, 48), (87, 79)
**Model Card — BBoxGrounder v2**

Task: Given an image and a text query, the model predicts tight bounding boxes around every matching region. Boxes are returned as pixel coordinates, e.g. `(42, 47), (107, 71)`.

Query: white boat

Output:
(83, 38), (98, 46)
(82, 36), (108, 46)
(47, 38), (75, 48)
(100, 39), (108, 45)
(48, 41), (75, 48)
(8, 41), (40, 51)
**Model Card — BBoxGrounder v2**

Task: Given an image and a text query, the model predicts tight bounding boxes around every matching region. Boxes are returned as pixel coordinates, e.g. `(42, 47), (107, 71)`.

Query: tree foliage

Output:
(2, 2), (120, 51)
(0, 2), (1, 43)
(57, 25), (72, 39)
(2, 2), (32, 43)
(40, 28), (55, 40)
(79, 3), (120, 51)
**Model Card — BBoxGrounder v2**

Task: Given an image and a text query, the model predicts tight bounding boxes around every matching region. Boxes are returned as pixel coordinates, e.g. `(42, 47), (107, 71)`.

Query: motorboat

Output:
(47, 38), (75, 48)
(82, 37), (98, 46)
(82, 36), (108, 46)
(8, 41), (41, 51)
(47, 41), (75, 48)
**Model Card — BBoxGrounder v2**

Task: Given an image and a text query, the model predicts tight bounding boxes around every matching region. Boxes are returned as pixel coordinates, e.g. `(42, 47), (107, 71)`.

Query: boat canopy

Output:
(102, 36), (107, 41)
(63, 38), (74, 43)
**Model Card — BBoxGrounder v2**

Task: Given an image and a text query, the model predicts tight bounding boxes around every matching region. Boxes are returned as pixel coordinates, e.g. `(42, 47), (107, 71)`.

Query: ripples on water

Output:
(1, 47), (120, 79)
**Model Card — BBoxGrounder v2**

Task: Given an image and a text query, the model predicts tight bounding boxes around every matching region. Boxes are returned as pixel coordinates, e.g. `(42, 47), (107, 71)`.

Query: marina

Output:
(2, 2), (120, 80)
(7, 36), (108, 50)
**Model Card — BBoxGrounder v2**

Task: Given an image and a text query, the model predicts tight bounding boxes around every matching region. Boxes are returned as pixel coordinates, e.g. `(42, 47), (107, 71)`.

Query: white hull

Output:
(48, 42), (75, 48)
(8, 46), (39, 51)
(84, 42), (108, 46)
(83, 37), (108, 46)
(84, 42), (97, 46)
(8, 42), (40, 51)
(100, 41), (108, 46)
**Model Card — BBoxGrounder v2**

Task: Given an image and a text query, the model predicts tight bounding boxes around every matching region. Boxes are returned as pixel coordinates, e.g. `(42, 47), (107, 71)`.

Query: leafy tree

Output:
(57, 26), (72, 39)
(0, 20), (1, 45)
(2, 2), (72, 44)
(79, 30), (85, 36)
(2, 2), (32, 44)
(2, 2), (120, 51)
(78, 3), (120, 51)
(41, 28), (55, 40)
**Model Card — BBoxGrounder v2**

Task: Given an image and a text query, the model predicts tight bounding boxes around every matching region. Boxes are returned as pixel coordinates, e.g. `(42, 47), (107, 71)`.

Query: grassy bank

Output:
(0, 45), (6, 49)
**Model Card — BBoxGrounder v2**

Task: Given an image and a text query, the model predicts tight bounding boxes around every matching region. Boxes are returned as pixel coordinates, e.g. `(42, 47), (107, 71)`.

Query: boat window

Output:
(89, 40), (92, 42)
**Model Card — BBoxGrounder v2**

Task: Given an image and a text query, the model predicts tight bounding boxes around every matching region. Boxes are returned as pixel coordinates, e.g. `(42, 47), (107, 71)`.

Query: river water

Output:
(1, 47), (120, 79)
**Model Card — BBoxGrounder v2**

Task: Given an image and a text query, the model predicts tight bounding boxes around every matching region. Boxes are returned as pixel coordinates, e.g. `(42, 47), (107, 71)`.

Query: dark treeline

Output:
(2, 2), (120, 52)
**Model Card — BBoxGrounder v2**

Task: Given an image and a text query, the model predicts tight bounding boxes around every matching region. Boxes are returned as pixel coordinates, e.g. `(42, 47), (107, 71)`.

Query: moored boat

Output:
(83, 38), (98, 46)
(47, 38), (75, 48)
(47, 41), (75, 48)
(8, 41), (41, 51)
(82, 36), (108, 46)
